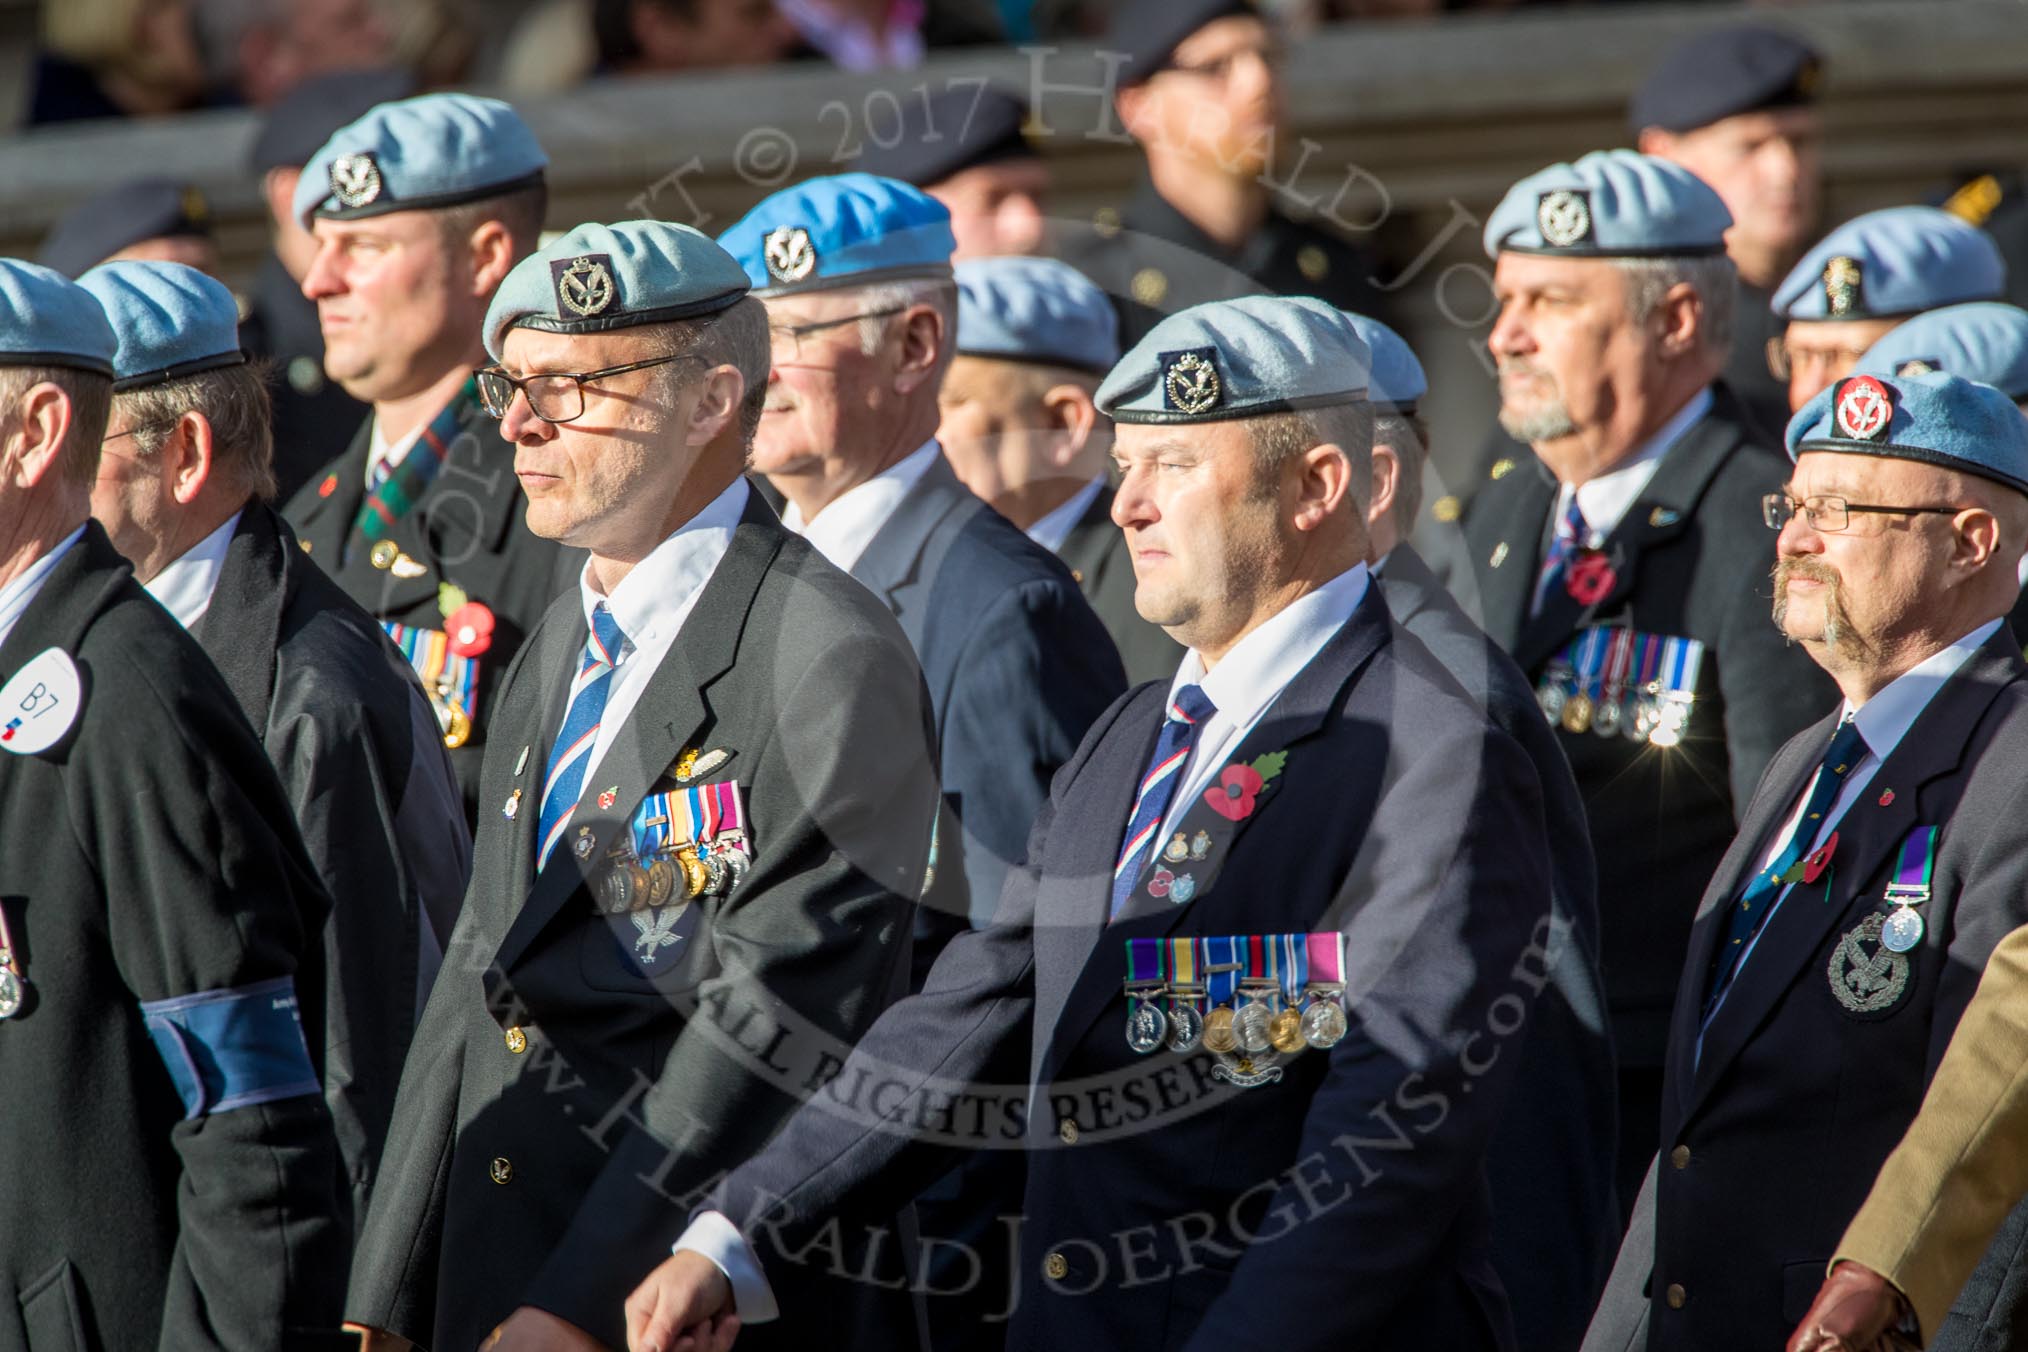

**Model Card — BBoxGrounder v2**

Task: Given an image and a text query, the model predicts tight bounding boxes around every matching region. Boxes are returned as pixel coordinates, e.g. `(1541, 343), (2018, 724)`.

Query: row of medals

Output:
(596, 838), (747, 915)
(1539, 670), (1692, 744)
(1125, 979), (1349, 1059)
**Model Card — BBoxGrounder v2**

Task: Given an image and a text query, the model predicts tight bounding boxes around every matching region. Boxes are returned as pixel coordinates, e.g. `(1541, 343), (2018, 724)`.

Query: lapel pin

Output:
(597, 786), (618, 810)
(514, 745), (531, 777)
(1878, 789), (1895, 806)
(676, 748), (730, 783)
(503, 789), (521, 820)
(1490, 542), (1510, 569)
(1649, 507), (1681, 528)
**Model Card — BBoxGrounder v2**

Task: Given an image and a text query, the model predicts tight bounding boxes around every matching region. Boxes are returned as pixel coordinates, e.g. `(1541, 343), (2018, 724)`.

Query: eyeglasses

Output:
(767, 306), (906, 361)
(1163, 43), (1282, 83)
(99, 417), (179, 448)
(476, 353), (700, 423)
(1765, 337), (1873, 382)
(1761, 493), (1965, 534)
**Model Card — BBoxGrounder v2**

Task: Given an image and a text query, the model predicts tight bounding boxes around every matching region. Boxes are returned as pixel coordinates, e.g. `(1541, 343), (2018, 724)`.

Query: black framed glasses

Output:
(1762, 493), (1965, 534)
(476, 353), (700, 423)
(767, 306), (906, 360)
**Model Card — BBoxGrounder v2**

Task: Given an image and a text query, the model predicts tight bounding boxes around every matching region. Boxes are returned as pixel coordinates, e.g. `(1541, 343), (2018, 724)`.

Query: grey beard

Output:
(1499, 400), (1579, 443)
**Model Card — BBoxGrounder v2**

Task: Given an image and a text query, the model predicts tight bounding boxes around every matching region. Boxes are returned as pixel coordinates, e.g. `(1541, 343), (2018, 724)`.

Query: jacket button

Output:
(1058, 1118), (1080, 1145)
(1665, 1283), (1686, 1309)
(1670, 1144), (1690, 1170)
(1070, 568), (1084, 584)
(1043, 1252), (1069, 1281)
(490, 1157), (514, 1185)
(505, 1026), (528, 1054)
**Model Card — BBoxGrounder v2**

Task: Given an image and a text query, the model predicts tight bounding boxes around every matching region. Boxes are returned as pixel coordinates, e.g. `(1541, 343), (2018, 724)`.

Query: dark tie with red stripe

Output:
(1110, 684), (1217, 921)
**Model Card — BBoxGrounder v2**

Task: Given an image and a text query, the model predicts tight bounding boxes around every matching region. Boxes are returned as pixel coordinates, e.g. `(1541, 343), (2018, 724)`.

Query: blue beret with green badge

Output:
(955, 256), (1118, 375)
(1339, 312), (1425, 414)
(1855, 303), (2028, 401)
(482, 221), (751, 361)
(0, 259), (118, 376)
(718, 173), (955, 297)
(78, 261), (245, 392)
(1096, 295), (1369, 426)
(1785, 369), (2028, 495)
(1773, 206), (2006, 322)
(293, 92), (548, 229)
(1484, 149), (1733, 259)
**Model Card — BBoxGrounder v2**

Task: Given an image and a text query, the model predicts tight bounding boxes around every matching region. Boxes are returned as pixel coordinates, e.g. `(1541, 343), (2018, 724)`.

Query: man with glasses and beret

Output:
(281, 92), (576, 817)
(1586, 370), (2028, 1352)
(1465, 149), (1835, 1208)
(1768, 206), (2007, 416)
(1054, 0), (1393, 347)
(0, 259), (350, 1350)
(79, 258), (470, 1228)
(346, 221), (941, 1352)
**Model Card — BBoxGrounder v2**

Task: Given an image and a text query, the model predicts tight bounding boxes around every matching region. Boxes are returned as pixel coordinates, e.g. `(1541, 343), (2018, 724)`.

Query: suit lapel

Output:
(850, 452), (979, 628)
(291, 420), (371, 565)
(1682, 636), (2026, 1121)
(491, 496), (785, 973)
(1466, 459), (1556, 654)
(1055, 484), (1121, 590)
(1039, 587), (1394, 1082)
(191, 505), (290, 732)
(0, 523), (129, 679)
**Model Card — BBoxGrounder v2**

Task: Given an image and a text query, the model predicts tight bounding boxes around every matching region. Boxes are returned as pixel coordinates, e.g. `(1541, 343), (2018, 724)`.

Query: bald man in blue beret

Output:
(1585, 371), (2028, 1352)
(627, 294), (1553, 1352)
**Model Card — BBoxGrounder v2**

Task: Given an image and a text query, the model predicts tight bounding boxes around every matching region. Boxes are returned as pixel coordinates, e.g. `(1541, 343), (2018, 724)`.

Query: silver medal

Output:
(1881, 906), (1925, 954)
(1300, 997), (1348, 1049)
(1125, 998), (1168, 1054)
(1166, 1001), (1204, 1053)
(1234, 1000), (1273, 1055)
(0, 966), (21, 1019)
(1592, 697), (1623, 738)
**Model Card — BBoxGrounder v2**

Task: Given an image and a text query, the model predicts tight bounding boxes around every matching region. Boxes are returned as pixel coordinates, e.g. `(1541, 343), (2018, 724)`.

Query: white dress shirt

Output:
(0, 525), (86, 653)
(780, 440), (940, 573)
(1026, 475), (1106, 555)
(669, 561), (1373, 1317)
(142, 509), (242, 628)
(363, 415), (425, 490)
(1553, 386), (1713, 542)
(575, 477), (748, 784)
(1700, 618), (2001, 1046)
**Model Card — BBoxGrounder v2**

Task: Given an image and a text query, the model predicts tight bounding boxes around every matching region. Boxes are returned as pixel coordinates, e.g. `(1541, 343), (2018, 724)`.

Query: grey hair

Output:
(853, 277), (958, 374)
(1614, 254), (1737, 357)
(115, 361), (278, 502)
(645, 296), (773, 451)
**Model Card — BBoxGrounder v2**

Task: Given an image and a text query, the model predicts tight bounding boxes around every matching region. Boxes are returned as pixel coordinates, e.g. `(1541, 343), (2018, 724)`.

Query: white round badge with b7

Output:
(0, 649), (83, 755)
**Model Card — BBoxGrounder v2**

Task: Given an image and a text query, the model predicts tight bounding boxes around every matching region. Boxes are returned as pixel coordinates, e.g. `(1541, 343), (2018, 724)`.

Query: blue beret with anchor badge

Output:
(293, 92), (549, 230)
(483, 221), (752, 362)
(78, 260), (246, 392)
(954, 256), (1119, 375)
(1785, 369), (2028, 495)
(1096, 295), (1370, 426)
(1855, 303), (2028, 402)
(717, 173), (955, 298)
(1339, 312), (1425, 414)
(1773, 206), (2006, 322)
(1484, 149), (1733, 259)
(0, 259), (118, 376)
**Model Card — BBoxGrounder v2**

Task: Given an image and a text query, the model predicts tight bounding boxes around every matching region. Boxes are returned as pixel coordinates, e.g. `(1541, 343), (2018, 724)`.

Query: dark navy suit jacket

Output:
(700, 581), (1555, 1351)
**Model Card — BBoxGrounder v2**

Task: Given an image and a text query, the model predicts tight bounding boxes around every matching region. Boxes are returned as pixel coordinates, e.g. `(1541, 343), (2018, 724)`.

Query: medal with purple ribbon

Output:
(1880, 826), (1938, 954)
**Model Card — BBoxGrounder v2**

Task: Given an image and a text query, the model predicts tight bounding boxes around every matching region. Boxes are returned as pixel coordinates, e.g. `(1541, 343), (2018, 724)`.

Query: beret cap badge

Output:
(1161, 349), (1222, 416)
(1824, 255), (1864, 317)
(1834, 375), (1894, 441)
(330, 152), (383, 209)
(1536, 190), (1592, 248)
(553, 255), (617, 318)
(763, 226), (817, 285)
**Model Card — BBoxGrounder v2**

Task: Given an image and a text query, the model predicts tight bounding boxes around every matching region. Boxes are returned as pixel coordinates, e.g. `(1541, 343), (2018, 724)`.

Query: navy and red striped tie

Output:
(1110, 684), (1217, 920)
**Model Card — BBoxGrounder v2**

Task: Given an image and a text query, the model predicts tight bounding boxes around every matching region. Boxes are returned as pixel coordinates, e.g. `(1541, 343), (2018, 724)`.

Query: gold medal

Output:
(369, 540), (399, 570)
(1202, 1006), (1238, 1054)
(644, 856), (677, 908)
(1561, 692), (1593, 735)
(676, 847), (710, 898)
(439, 696), (472, 749)
(1269, 1006), (1308, 1054)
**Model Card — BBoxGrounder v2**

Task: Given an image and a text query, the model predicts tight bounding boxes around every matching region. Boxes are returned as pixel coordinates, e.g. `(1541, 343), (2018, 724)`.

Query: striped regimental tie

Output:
(1109, 684), (1217, 921)
(535, 603), (631, 871)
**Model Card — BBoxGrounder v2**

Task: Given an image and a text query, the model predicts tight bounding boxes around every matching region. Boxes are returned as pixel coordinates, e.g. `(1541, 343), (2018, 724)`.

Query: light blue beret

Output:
(0, 259), (118, 376)
(718, 174), (954, 297)
(1096, 295), (1370, 426)
(1340, 312), (1425, 413)
(78, 261), (244, 392)
(954, 256), (1118, 375)
(1773, 206), (2005, 322)
(1483, 149), (1732, 259)
(293, 93), (548, 230)
(1784, 369), (2028, 494)
(483, 221), (751, 362)
(1854, 303), (2028, 401)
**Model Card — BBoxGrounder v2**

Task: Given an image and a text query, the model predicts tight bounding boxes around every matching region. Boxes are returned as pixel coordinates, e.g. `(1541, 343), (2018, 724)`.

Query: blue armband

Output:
(139, 976), (320, 1120)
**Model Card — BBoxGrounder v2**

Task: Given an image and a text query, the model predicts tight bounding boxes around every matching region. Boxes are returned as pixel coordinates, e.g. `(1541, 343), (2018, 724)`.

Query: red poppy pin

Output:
(318, 472), (338, 499)
(446, 601), (496, 658)
(1565, 551), (1617, 606)
(1206, 750), (1288, 822)
(1147, 868), (1174, 898)
(1878, 789), (1895, 807)
(597, 787), (618, 810)
(1802, 831), (1838, 885)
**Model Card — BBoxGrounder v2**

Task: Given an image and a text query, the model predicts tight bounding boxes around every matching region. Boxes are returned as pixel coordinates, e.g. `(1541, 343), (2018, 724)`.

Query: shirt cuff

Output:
(674, 1210), (780, 1324)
